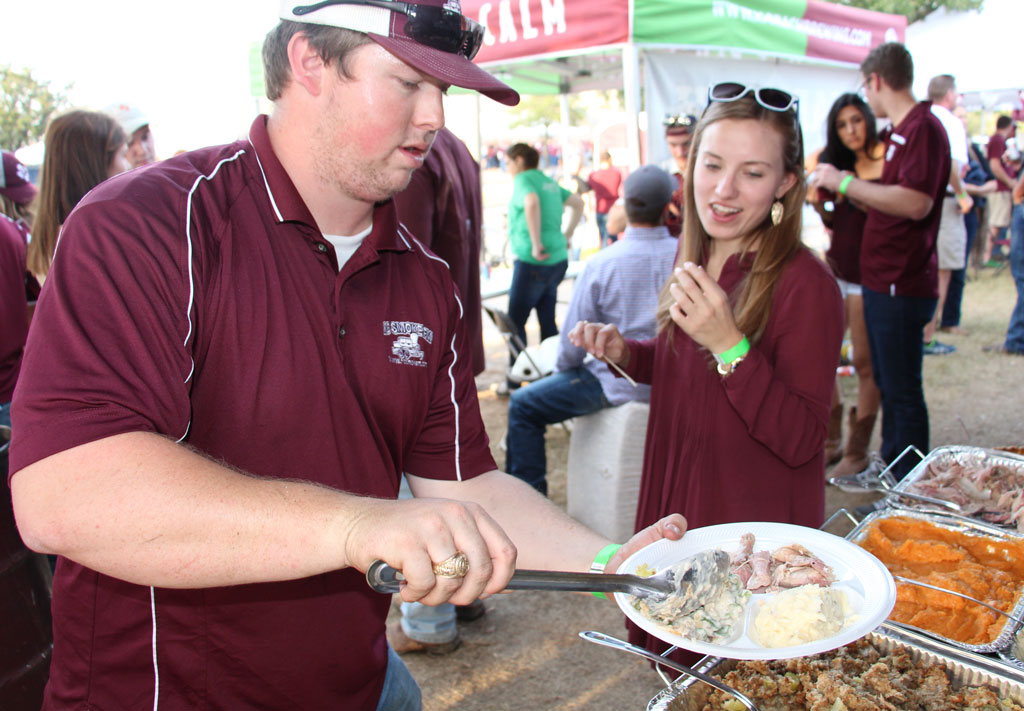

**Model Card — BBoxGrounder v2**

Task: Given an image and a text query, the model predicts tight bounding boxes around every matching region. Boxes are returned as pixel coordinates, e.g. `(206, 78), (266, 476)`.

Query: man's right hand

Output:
(341, 496), (517, 607)
(568, 320), (628, 367)
(531, 244), (550, 261)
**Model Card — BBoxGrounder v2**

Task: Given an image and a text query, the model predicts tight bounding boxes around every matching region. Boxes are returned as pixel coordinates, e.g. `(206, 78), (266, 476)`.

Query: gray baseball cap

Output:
(623, 165), (675, 210)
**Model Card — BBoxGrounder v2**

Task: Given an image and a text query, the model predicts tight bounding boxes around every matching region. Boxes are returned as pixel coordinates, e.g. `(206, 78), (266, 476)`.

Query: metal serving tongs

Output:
(871, 487), (962, 512)
(829, 445), (962, 513)
(580, 631), (760, 711)
(366, 550), (730, 617)
(893, 575), (1024, 627)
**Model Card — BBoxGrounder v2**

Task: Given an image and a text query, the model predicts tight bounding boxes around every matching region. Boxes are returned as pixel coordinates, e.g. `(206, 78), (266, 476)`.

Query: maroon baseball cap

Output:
(0, 151), (37, 205)
(280, 0), (519, 106)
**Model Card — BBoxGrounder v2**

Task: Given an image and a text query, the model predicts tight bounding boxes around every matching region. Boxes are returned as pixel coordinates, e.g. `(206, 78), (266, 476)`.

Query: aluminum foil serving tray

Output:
(647, 622), (1024, 711)
(846, 507), (1024, 655)
(888, 445), (1024, 530)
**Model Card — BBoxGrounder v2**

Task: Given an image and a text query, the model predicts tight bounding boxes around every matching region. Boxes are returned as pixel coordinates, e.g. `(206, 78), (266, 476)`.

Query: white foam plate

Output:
(615, 522), (896, 660)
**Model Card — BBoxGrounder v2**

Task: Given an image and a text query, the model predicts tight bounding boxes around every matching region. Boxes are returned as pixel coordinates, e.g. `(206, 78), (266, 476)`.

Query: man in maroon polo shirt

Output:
(811, 43), (950, 497)
(0, 151), (37, 429)
(984, 115), (1020, 264)
(8, 3), (685, 710)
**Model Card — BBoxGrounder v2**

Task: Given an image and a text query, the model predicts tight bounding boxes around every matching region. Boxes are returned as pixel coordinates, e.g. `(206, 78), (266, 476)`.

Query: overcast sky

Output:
(3, 0), (281, 155)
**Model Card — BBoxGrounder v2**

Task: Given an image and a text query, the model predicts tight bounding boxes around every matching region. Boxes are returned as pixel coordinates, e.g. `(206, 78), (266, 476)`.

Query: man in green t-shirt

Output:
(503, 143), (583, 391)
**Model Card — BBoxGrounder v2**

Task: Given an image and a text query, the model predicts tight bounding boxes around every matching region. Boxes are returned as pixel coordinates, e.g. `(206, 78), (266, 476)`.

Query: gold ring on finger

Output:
(432, 552), (469, 579)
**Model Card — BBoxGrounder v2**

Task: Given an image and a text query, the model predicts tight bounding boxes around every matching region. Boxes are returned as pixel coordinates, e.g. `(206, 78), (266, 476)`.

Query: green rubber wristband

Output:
(715, 336), (751, 365)
(590, 543), (623, 599)
(838, 174), (854, 196)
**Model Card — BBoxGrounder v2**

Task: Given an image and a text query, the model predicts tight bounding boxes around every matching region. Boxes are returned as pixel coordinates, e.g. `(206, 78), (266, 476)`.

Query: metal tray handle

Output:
(579, 631), (760, 711)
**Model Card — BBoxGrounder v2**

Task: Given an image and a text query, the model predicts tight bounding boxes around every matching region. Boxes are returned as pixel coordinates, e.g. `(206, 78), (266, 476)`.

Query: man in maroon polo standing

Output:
(811, 42), (950, 498)
(8, 3), (685, 710)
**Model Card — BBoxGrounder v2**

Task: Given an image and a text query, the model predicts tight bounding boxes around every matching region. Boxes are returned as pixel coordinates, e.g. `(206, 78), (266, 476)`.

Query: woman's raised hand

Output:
(567, 320), (629, 367)
(668, 263), (744, 354)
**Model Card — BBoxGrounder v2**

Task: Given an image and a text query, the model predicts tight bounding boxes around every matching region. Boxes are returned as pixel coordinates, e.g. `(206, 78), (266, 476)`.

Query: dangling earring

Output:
(770, 200), (784, 226)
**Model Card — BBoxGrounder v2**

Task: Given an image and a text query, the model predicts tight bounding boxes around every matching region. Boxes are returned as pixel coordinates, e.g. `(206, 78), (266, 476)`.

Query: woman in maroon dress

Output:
(808, 93), (885, 477)
(570, 85), (844, 661)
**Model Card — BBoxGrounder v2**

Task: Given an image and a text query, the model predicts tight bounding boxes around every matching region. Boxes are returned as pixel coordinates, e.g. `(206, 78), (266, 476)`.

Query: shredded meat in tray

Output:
(697, 639), (1023, 710)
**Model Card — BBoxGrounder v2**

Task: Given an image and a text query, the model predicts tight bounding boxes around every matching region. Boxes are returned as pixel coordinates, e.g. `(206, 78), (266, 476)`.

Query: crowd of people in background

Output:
(0, 2), (1022, 705)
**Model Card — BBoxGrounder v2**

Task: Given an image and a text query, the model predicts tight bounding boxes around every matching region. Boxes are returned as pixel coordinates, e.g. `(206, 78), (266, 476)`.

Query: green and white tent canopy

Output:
(463, 0), (906, 165)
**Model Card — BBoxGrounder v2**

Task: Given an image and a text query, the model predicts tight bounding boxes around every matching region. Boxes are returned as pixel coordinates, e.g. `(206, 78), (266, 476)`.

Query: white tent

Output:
(906, 0), (1022, 112)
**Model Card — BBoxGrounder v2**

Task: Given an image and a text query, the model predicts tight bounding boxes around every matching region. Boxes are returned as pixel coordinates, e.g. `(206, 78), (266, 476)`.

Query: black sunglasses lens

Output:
(710, 82), (745, 101)
(404, 5), (483, 59)
(758, 88), (794, 110)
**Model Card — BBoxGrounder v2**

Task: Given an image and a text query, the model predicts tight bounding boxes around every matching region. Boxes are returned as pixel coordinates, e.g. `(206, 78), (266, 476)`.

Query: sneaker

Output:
(829, 454), (891, 493)
(855, 500), (888, 518)
(922, 339), (955, 355)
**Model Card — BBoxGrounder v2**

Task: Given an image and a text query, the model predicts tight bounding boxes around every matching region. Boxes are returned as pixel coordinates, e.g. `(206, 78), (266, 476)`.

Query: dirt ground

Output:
(393, 267), (1024, 711)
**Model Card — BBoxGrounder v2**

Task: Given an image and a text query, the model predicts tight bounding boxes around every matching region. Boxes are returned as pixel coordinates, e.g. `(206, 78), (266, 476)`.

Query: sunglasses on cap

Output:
(706, 82), (799, 118)
(292, 0), (485, 60)
(663, 114), (697, 130)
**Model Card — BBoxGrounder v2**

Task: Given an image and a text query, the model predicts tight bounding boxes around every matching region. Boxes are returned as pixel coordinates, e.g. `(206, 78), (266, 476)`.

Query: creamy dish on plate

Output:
(632, 553), (750, 644)
(631, 534), (848, 647)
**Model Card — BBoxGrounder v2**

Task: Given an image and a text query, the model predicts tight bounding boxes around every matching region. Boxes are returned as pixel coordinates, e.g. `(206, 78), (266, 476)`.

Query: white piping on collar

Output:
(246, 134), (284, 222)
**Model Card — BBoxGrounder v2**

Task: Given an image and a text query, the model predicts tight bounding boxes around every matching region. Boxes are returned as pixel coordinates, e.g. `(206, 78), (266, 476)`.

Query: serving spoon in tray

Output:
(893, 575), (1024, 627)
(366, 549), (731, 617)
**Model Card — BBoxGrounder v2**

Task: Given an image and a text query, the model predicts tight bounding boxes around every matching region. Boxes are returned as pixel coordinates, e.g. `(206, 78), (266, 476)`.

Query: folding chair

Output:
(483, 305), (547, 383)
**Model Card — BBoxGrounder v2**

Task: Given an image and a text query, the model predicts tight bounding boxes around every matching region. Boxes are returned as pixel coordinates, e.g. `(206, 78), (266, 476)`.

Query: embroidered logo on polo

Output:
(384, 321), (434, 367)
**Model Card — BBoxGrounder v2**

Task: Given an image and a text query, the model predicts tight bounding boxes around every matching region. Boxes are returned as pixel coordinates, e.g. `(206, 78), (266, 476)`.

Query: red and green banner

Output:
(463, 0), (906, 68)
(633, 0), (905, 65)
(464, 0), (630, 64)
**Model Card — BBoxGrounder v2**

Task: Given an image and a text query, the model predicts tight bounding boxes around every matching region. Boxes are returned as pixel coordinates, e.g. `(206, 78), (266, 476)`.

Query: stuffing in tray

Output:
(696, 639), (1024, 710)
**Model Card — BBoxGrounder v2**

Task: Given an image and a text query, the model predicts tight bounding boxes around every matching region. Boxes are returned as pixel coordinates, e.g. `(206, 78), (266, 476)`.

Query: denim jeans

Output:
(862, 287), (937, 480)
(941, 209), (979, 328)
(505, 367), (609, 494)
(1005, 203), (1024, 353)
(376, 646), (422, 711)
(506, 259), (568, 373)
(0, 401), (10, 429)
(596, 212), (618, 247)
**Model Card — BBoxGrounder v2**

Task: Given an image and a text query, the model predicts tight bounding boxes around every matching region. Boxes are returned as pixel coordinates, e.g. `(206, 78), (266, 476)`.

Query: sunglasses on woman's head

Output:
(293, 0), (485, 60)
(663, 114), (697, 130)
(706, 82), (799, 118)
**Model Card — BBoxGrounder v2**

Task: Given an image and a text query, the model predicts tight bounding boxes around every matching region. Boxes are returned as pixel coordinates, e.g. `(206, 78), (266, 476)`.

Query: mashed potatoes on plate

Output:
(753, 585), (851, 648)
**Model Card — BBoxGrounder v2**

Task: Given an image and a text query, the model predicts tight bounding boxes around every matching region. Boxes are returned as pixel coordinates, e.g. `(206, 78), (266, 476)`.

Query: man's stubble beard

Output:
(313, 90), (413, 205)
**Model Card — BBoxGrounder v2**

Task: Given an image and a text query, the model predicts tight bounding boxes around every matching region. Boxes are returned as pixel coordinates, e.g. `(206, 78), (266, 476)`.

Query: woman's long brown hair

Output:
(27, 110), (126, 278)
(655, 95), (806, 346)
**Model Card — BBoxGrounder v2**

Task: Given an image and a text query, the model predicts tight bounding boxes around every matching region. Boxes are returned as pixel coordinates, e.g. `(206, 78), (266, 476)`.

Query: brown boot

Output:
(824, 403), (843, 465)
(831, 407), (876, 477)
(386, 618), (462, 655)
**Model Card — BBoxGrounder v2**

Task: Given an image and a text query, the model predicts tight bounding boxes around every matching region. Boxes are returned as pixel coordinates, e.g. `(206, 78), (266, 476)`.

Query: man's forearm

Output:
(843, 176), (934, 220)
(991, 160), (1014, 189)
(11, 431), (361, 588)
(410, 471), (608, 572)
